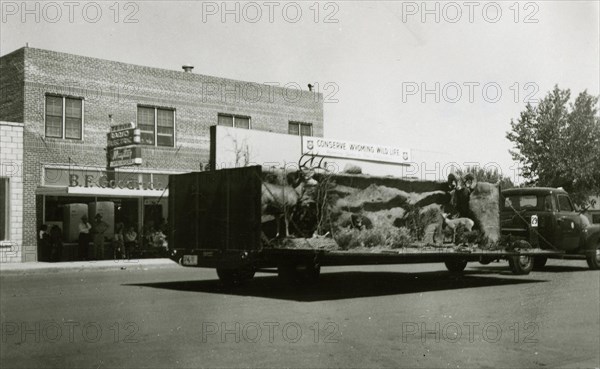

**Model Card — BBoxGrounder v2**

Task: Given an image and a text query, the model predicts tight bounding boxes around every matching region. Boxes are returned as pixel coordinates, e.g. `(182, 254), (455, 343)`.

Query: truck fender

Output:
(585, 228), (600, 251)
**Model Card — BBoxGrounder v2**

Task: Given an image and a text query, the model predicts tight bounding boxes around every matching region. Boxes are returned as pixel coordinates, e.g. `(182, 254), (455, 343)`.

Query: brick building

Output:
(0, 46), (323, 262)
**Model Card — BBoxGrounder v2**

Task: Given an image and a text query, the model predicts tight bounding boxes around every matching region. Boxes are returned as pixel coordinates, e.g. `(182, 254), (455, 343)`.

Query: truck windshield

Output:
(503, 195), (542, 211)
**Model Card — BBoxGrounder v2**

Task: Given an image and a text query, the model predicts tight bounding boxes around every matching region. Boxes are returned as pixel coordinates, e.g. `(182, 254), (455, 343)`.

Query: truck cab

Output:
(500, 187), (600, 269)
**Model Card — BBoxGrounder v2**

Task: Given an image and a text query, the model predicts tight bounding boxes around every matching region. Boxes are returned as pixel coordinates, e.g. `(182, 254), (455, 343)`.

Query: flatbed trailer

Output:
(167, 166), (563, 285)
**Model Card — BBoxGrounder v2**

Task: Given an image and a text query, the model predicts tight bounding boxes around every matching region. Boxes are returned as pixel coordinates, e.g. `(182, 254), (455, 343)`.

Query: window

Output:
(45, 95), (83, 139)
(543, 195), (555, 212)
(137, 106), (175, 147)
(558, 195), (574, 212)
(289, 122), (312, 136)
(0, 178), (8, 240)
(218, 114), (250, 129)
(503, 195), (539, 210)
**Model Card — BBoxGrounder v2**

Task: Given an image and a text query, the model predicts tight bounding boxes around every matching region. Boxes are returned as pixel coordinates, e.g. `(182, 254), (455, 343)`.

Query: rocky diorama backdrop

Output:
(262, 169), (501, 251)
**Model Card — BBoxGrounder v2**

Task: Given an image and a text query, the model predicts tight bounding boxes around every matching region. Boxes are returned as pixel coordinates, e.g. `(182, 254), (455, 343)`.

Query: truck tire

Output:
(533, 256), (548, 270)
(586, 242), (600, 270)
(479, 256), (494, 265)
(508, 255), (534, 275)
(216, 267), (255, 286)
(278, 262), (321, 285)
(445, 260), (468, 273)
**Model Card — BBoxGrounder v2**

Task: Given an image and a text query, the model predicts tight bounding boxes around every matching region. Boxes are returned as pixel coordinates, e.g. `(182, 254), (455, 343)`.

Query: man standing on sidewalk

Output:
(92, 214), (109, 260)
(78, 215), (92, 261)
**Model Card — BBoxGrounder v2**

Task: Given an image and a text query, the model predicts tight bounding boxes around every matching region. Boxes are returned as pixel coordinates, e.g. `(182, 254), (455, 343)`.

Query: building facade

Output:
(0, 121), (24, 263)
(0, 47), (323, 262)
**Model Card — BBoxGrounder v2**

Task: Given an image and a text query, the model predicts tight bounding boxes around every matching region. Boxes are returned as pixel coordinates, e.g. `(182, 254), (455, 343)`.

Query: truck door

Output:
(555, 194), (582, 251)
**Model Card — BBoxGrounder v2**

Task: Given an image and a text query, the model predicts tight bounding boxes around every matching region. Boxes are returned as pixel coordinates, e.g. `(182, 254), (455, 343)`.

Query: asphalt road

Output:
(1, 259), (599, 369)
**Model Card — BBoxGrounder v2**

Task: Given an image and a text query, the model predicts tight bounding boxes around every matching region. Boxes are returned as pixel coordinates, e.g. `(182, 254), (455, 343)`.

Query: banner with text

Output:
(302, 136), (411, 165)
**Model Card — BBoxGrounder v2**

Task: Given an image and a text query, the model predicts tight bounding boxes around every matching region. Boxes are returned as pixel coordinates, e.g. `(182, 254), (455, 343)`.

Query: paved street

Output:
(1, 259), (599, 368)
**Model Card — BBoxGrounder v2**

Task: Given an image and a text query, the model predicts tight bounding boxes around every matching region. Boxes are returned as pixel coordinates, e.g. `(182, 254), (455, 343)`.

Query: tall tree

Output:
(454, 166), (515, 189)
(506, 86), (600, 205)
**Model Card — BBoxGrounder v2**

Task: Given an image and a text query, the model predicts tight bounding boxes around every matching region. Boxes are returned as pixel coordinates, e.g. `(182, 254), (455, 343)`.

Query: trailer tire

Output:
(445, 260), (468, 273)
(278, 262), (321, 285)
(508, 255), (534, 275)
(585, 242), (600, 270)
(278, 263), (299, 285)
(304, 264), (321, 284)
(533, 256), (548, 270)
(216, 267), (255, 286)
(479, 256), (494, 265)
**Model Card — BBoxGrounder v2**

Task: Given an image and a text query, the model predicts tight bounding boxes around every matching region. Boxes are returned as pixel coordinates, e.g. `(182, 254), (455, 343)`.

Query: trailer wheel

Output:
(445, 260), (468, 273)
(304, 264), (321, 283)
(479, 256), (494, 265)
(585, 242), (600, 270)
(508, 255), (534, 275)
(278, 262), (321, 285)
(216, 267), (255, 286)
(533, 256), (548, 270)
(278, 263), (298, 284)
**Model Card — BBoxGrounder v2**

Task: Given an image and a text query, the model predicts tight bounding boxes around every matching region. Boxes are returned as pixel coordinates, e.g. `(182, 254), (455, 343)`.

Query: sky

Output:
(1, 0), (599, 182)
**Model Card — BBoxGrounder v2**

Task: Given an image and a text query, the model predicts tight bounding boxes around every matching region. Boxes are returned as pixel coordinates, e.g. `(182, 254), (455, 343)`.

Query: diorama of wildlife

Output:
(260, 155), (503, 252)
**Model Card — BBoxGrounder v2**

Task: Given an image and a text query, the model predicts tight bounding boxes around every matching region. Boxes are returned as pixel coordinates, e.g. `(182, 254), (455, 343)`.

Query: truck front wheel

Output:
(585, 242), (600, 270)
(508, 255), (534, 275)
(445, 260), (468, 273)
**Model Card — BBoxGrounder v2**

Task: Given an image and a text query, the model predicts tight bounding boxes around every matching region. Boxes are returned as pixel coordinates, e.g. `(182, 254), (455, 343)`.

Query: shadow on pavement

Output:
(125, 270), (547, 302)
(470, 264), (593, 274)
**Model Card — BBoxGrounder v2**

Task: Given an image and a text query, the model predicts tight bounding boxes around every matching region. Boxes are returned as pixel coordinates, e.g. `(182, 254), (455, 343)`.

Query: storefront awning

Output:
(36, 186), (169, 198)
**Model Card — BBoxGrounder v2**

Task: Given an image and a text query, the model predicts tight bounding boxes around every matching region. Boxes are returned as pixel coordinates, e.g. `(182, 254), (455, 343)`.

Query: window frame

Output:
(136, 105), (176, 147)
(217, 113), (251, 129)
(288, 121), (313, 136)
(44, 94), (84, 140)
(557, 195), (574, 212)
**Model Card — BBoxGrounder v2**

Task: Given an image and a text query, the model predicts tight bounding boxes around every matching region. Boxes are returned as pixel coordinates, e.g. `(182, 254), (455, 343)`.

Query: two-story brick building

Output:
(0, 46), (323, 262)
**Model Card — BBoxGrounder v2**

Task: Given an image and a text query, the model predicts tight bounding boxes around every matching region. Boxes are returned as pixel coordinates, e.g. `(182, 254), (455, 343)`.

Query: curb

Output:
(0, 258), (179, 276)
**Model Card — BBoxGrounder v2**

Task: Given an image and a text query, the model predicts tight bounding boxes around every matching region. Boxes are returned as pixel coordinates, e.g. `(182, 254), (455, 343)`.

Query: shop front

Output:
(36, 165), (182, 261)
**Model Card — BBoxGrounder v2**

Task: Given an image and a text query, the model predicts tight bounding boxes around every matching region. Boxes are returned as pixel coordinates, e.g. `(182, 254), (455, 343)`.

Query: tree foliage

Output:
(454, 166), (515, 189)
(506, 86), (600, 205)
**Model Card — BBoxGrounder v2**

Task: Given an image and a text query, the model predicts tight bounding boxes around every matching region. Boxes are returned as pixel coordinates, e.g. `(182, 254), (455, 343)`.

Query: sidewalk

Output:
(0, 258), (178, 276)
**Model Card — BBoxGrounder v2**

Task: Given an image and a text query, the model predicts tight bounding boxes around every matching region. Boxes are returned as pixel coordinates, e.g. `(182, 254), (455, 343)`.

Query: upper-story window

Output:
(45, 95), (83, 140)
(289, 121), (312, 136)
(137, 106), (175, 147)
(218, 114), (250, 129)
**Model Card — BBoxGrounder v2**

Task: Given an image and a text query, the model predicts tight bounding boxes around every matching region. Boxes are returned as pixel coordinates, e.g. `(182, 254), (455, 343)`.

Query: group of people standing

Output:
(112, 223), (139, 260)
(39, 214), (168, 262)
(77, 214), (139, 260)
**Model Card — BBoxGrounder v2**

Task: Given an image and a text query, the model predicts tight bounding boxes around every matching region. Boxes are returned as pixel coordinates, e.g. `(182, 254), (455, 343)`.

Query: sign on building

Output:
(107, 128), (141, 148)
(107, 123), (142, 167)
(109, 146), (142, 168)
(301, 136), (411, 165)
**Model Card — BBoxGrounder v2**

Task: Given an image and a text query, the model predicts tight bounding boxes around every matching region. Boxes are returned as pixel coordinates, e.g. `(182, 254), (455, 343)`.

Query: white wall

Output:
(213, 126), (459, 180)
(0, 121), (24, 263)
